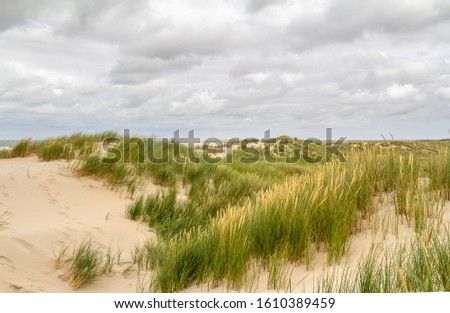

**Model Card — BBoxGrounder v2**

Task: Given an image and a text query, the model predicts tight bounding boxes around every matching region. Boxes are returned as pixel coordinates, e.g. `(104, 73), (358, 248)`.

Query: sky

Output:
(0, 0), (449, 140)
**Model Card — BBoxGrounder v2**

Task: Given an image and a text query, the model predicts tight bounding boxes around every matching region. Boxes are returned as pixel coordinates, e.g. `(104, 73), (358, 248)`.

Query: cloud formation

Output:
(0, 0), (449, 139)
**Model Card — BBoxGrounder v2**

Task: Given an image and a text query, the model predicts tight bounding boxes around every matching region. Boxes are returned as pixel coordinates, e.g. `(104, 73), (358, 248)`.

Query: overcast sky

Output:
(0, 0), (449, 140)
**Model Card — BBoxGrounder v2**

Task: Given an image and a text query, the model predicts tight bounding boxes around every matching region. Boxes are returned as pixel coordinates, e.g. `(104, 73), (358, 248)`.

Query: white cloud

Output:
(436, 87), (450, 99)
(384, 84), (420, 100)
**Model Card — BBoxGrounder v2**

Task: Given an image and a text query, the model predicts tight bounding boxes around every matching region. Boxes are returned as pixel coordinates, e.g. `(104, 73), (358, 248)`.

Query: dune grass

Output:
(124, 159), (306, 239)
(0, 149), (11, 159)
(43, 135), (448, 293)
(317, 229), (450, 292)
(127, 189), (179, 226)
(38, 140), (71, 161)
(54, 239), (120, 290)
(78, 155), (133, 189)
(146, 164), (360, 292)
(11, 138), (32, 157)
(138, 146), (449, 292)
(267, 252), (293, 292)
(428, 148), (450, 199)
(7, 131), (447, 292)
(76, 136), (186, 195)
(8, 131), (118, 162)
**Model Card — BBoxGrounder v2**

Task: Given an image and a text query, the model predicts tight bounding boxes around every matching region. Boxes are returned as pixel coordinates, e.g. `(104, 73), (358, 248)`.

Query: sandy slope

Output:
(0, 157), (153, 292)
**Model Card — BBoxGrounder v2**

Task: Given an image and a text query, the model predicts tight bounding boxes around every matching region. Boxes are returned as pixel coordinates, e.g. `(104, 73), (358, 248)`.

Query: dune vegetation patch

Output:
(9, 132), (449, 292)
(54, 239), (120, 290)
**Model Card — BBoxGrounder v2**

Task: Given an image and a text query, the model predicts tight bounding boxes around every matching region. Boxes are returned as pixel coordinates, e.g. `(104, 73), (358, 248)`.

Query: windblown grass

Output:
(317, 230), (450, 292)
(127, 189), (179, 228)
(38, 140), (71, 161)
(428, 148), (450, 199)
(124, 160), (303, 239)
(76, 136), (185, 194)
(140, 146), (448, 292)
(9, 131), (118, 162)
(78, 155), (131, 187)
(11, 138), (32, 157)
(9, 131), (447, 292)
(267, 252), (293, 292)
(0, 149), (11, 159)
(54, 239), (120, 290)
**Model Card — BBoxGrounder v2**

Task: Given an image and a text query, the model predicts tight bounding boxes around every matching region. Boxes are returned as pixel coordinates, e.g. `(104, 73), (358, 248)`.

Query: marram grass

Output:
(428, 148), (450, 199)
(144, 148), (449, 292)
(317, 230), (450, 292)
(38, 140), (71, 161)
(9, 131), (118, 161)
(54, 239), (119, 290)
(6, 132), (448, 292)
(11, 138), (31, 157)
(0, 149), (11, 159)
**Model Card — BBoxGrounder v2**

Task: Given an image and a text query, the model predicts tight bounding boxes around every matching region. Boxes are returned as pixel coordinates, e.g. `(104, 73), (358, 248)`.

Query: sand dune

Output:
(1, 157), (448, 293)
(0, 157), (152, 292)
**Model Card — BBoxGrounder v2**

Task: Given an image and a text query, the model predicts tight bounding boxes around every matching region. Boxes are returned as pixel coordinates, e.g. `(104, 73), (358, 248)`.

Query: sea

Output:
(0, 140), (18, 151)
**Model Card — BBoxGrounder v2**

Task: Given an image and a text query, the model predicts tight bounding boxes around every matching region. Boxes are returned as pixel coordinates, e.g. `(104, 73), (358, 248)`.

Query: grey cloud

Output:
(0, 0), (48, 31)
(245, 0), (287, 13)
(288, 0), (450, 50)
(327, 0), (450, 33)
(224, 44), (448, 128)
(1, 0), (450, 139)
(436, 87), (450, 99)
(110, 56), (201, 84)
(121, 20), (243, 60)
(58, 0), (166, 43)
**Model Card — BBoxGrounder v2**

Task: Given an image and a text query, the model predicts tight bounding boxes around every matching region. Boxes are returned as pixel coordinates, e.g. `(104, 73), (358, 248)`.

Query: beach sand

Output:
(0, 157), (152, 292)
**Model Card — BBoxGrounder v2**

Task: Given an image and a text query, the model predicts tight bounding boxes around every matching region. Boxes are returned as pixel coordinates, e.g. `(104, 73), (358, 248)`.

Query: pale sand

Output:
(0, 157), (153, 292)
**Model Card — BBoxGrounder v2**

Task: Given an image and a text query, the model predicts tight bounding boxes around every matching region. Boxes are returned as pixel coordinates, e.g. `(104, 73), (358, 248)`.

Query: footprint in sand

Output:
(49, 198), (58, 205)
(0, 256), (15, 271)
(2, 192), (9, 197)
(38, 184), (49, 191)
(58, 211), (69, 218)
(11, 238), (35, 253)
(9, 284), (23, 291)
(63, 226), (74, 232)
(56, 233), (70, 243)
(57, 204), (69, 211)
(46, 178), (57, 185)
(94, 226), (104, 233)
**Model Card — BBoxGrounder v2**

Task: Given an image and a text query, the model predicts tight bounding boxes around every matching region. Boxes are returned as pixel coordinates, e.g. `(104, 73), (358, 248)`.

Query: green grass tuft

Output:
(55, 239), (119, 290)
(11, 138), (32, 157)
(0, 149), (11, 159)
